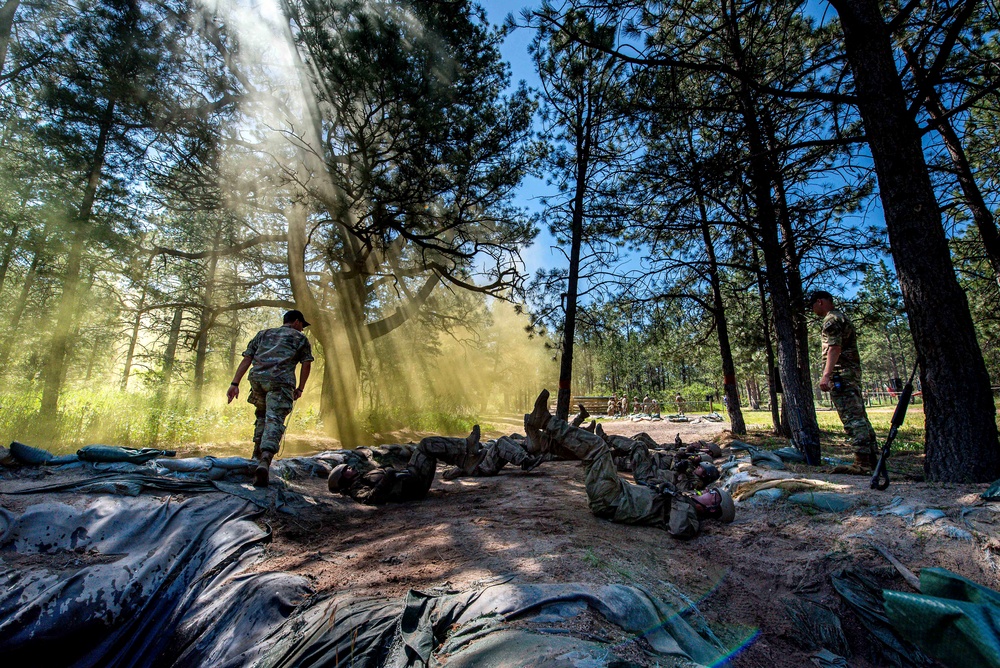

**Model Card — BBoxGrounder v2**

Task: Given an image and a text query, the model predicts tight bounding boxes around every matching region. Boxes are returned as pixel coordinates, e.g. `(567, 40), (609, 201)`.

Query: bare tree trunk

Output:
(557, 116), (590, 422)
(162, 306), (183, 385)
(693, 161), (745, 433)
(723, 2), (819, 460)
(41, 98), (114, 413)
(0, 225), (44, 367)
(0, 0), (20, 75)
(831, 0), (1000, 482)
(193, 230), (221, 404)
(120, 283), (147, 391)
(755, 251), (784, 434)
(0, 222), (20, 294)
(287, 204), (364, 446)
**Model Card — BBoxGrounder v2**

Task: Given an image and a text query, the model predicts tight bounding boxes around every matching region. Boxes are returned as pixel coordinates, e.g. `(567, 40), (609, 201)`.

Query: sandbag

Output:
(78, 444), (176, 463)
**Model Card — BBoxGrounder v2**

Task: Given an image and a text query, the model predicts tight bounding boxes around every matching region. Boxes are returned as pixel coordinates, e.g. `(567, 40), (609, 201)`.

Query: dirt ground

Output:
(251, 417), (1000, 668)
(5, 416), (997, 666)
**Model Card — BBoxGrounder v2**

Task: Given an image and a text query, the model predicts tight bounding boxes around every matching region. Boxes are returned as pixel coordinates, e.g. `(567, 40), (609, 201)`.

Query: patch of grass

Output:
(739, 403), (928, 452)
(0, 388), (259, 454)
(582, 548), (636, 581)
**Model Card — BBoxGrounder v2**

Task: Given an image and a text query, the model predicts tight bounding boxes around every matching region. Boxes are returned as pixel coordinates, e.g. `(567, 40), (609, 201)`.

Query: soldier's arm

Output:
(820, 345), (841, 391)
(227, 356), (254, 403)
(293, 361), (311, 401)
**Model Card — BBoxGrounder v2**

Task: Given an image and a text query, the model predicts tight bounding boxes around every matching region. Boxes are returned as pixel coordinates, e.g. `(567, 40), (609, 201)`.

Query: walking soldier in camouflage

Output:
(228, 309), (314, 487)
(810, 291), (878, 472)
(523, 390), (734, 538)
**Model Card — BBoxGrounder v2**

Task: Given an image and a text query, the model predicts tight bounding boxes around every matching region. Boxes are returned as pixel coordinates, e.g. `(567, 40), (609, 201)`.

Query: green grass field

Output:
(740, 403), (927, 451)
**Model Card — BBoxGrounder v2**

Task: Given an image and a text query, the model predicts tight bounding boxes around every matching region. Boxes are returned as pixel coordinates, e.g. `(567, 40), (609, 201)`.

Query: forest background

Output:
(0, 0), (998, 481)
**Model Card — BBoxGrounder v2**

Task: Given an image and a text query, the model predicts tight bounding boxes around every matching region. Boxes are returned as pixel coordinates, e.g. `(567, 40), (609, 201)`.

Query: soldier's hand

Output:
(293, 387), (303, 401)
(819, 374), (832, 392)
(227, 384), (239, 404)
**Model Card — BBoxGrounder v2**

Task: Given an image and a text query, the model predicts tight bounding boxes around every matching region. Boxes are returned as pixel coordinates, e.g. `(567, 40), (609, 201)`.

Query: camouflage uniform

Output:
(821, 309), (877, 457)
(540, 416), (702, 538)
(444, 435), (535, 478)
(606, 435), (704, 492)
(243, 325), (314, 455)
(339, 435), (478, 505)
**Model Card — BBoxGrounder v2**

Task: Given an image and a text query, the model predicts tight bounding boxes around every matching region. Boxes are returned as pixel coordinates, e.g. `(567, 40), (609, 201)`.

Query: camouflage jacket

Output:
(243, 325), (314, 386)
(820, 309), (861, 373)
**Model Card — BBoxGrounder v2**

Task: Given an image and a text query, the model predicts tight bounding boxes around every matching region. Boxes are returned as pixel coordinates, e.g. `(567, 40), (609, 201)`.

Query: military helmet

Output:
(328, 463), (350, 491)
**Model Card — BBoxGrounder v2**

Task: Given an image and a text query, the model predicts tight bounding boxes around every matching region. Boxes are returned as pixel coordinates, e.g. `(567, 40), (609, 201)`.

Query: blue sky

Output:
(481, 1), (560, 279)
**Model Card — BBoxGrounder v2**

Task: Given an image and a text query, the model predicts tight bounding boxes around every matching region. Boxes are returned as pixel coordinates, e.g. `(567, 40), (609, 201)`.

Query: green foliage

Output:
(0, 387), (255, 454)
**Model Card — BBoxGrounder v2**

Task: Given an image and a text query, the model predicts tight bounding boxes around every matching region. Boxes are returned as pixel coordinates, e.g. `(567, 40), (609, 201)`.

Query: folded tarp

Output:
(78, 444), (176, 463)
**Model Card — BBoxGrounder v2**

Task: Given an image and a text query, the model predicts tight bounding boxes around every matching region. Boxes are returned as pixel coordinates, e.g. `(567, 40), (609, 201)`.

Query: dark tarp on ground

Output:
(260, 581), (724, 667)
(830, 568), (936, 668)
(0, 483), (729, 667)
(884, 567), (1000, 668)
(0, 494), (313, 667)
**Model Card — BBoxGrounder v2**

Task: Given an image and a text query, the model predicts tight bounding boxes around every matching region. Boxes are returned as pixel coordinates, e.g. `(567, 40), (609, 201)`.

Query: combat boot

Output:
(595, 422), (610, 443)
(254, 451), (273, 487)
(459, 425), (487, 474)
(524, 389), (552, 431)
(584, 420), (597, 433)
(520, 453), (545, 472)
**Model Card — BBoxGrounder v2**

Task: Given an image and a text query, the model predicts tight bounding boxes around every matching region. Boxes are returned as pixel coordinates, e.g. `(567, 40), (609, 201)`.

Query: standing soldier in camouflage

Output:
(227, 309), (314, 486)
(810, 291), (878, 472)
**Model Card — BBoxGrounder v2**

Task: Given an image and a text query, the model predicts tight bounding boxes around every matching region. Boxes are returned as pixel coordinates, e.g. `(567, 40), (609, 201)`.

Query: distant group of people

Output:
(606, 393), (661, 418)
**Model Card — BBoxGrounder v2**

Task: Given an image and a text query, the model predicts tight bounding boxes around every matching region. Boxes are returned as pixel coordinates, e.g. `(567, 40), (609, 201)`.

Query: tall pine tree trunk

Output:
(193, 231), (220, 404)
(557, 123), (589, 421)
(286, 203), (363, 446)
(41, 98), (115, 414)
(693, 163), (745, 433)
(831, 0), (1000, 482)
(724, 4), (820, 460)
(0, 222), (19, 294)
(162, 306), (183, 385)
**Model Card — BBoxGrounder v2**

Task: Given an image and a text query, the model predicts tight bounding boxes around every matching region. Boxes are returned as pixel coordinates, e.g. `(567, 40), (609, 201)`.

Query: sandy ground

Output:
(249, 417), (1000, 667)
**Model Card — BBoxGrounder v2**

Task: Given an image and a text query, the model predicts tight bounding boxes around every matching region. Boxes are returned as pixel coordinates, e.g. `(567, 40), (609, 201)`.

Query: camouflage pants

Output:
(830, 369), (877, 455)
(475, 436), (532, 476)
(248, 378), (294, 455)
(399, 435), (476, 499)
(543, 417), (700, 538)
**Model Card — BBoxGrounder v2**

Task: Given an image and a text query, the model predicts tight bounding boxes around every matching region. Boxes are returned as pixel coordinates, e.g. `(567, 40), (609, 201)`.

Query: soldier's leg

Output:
(247, 379), (268, 459)
(401, 447), (437, 498)
(260, 382), (294, 455)
(416, 426), (482, 470)
(831, 379), (877, 463)
(536, 410), (657, 520)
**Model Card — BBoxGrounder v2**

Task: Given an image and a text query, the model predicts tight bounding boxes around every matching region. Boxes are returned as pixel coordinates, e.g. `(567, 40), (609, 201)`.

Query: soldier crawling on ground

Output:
(327, 427), (486, 505)
(228, 309), (314, 487)
(594, 425), (722, 492)
(441, 434), (544, 480)
(523, 390), (735, 538)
